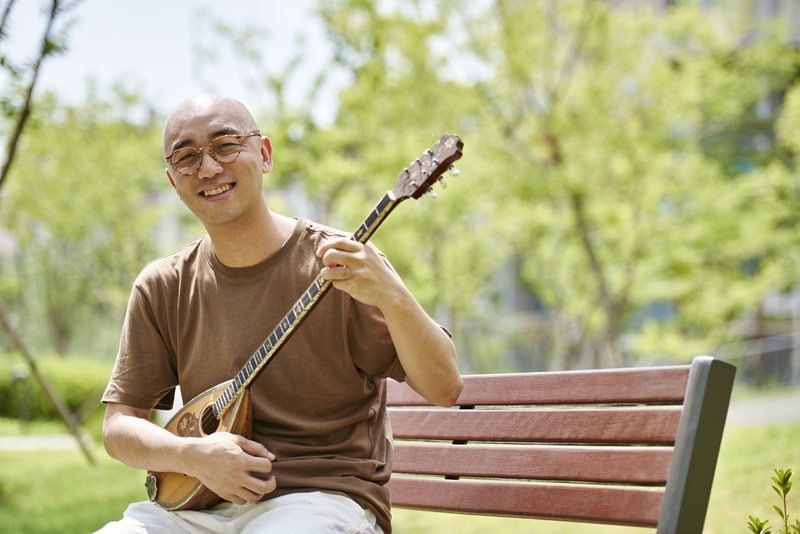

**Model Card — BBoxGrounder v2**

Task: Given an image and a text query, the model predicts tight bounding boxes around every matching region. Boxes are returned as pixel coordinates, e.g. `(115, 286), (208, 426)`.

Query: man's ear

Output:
(261, 137), (273, 174)
(166, 169), (181, 200)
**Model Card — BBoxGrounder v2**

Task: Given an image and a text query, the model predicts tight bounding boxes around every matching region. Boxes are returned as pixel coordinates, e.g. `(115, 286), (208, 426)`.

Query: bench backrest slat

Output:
(387, 356), (735, 533)
(387, 366), (691, 407)
(388, 477), (665, 527)
(391, 407), (682, 444)
(393, 443), (674, 485)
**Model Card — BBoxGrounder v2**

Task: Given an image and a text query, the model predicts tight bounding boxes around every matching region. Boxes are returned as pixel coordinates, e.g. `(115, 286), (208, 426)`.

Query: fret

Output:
(287, 309), (296, 323)
(245, 361), (254, 375)
(301, 292), (311, 307)
(376, 194), (392, 214)
(364, 209), (379, 231)
(281, 317), (291, 331)
(258, 346), (267, 359)
(354, 195), (394, 244)
(269, 332), (278, 347)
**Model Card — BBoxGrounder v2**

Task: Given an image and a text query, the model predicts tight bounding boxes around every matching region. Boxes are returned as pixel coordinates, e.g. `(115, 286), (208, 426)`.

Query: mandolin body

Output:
(146, 380), (252, 511)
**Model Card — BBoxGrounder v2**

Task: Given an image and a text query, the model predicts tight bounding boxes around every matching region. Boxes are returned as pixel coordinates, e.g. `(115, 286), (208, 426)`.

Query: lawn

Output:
(0, 423), (797, 533)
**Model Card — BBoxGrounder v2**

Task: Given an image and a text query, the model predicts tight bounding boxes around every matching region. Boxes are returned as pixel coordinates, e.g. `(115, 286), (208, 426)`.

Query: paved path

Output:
(0, 434), (86, 450)
(727, 388), (800, 425)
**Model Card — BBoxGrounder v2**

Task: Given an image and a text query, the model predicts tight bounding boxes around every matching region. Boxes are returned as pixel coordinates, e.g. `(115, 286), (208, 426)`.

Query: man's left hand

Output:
(316, 237), (402, 309)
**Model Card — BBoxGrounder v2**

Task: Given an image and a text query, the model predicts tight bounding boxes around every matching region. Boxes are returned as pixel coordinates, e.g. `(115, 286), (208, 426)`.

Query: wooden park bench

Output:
(386, 355), (736, 533)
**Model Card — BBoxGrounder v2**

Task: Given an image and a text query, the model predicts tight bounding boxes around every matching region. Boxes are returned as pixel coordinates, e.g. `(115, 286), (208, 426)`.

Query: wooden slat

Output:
(389, 407), (682, 445)
(392, 443), (673, 485)
(387, 477), (664, 527)
(388, 365), (691, 407)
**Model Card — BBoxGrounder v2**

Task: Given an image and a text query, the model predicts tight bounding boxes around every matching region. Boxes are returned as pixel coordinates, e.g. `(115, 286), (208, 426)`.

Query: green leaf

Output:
(749, 516), (771, 534)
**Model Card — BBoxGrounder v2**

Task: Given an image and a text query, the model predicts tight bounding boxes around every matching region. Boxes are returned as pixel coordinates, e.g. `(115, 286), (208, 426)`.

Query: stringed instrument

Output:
(144, 133), (464, 511)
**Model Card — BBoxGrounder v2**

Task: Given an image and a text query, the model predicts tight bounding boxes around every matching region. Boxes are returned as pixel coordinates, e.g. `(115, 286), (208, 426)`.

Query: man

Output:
(97, 94), (463, 534)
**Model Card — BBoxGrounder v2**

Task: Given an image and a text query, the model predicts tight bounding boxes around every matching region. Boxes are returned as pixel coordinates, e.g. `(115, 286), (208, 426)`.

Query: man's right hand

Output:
(185, 432), (276, 505)
(103, 403), (277, 505)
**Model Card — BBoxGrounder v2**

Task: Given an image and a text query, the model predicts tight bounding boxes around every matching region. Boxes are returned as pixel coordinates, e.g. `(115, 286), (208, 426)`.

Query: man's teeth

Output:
(202, 184), (232, 197)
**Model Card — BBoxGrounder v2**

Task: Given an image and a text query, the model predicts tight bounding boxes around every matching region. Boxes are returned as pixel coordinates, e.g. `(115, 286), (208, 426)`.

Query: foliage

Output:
(0, 92), (167, 355)
(747, 468), (800, 534)
(452, 0), (800, 367)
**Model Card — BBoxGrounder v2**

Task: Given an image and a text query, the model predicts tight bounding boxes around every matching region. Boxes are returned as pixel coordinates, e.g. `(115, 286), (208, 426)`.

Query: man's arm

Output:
(102, 402), (276, 505)
(317, 238), (463, 407)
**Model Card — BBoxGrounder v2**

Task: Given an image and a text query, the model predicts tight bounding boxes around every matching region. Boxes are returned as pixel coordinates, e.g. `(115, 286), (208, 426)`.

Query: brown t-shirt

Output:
(103, 218), (405, 532)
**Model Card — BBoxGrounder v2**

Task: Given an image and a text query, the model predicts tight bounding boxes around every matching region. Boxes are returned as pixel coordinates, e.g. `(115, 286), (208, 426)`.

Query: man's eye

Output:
(175, 152), (197, 164)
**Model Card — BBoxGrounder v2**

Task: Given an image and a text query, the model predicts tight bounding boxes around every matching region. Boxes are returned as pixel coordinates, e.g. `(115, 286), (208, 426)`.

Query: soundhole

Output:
(200, 405), (219, 435)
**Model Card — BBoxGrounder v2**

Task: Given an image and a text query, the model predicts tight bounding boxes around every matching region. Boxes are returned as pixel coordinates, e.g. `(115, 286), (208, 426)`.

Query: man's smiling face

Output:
(163, 95), (272, 230)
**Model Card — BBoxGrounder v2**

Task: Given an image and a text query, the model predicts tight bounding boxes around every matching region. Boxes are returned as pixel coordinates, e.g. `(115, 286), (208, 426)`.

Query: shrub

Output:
(0, 353), (113, 422)
(748, 468), (800, 534)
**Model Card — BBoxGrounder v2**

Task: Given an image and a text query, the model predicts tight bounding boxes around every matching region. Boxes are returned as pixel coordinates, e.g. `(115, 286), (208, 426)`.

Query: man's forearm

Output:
(103, 405), (197, 474)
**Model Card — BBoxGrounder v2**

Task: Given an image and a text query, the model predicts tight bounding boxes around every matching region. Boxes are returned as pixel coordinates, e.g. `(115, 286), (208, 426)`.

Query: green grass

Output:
(0, 447), (144, 533)
(0, 423), (798, 533)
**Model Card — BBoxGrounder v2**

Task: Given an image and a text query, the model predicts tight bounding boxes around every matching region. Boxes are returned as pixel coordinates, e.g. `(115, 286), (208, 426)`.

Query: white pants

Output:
(94, 492), (384, 534)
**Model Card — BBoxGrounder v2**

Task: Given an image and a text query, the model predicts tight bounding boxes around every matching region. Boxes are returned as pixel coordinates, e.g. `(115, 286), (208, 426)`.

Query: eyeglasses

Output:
(165, 132), (261, 176)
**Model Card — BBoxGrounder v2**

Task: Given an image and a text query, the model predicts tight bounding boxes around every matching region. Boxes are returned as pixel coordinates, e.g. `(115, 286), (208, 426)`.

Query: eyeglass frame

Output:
(165, 132), (262, 176)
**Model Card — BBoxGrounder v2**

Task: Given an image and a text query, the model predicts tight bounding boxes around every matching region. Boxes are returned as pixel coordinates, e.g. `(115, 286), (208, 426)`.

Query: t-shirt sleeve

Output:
(346, 297), (406, 382)
(102, 278), (179, 411)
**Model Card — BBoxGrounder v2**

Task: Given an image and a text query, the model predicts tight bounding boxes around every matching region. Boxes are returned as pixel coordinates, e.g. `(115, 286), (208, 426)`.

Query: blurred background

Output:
(1, 0), (800, 532)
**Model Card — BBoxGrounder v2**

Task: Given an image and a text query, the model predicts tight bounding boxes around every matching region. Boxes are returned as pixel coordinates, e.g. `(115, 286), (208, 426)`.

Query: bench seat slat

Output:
(389, 407), (682, 445)
(386, 477), (664, 527)
(392, 443), (673, 485)
(387, 366), (690, 407)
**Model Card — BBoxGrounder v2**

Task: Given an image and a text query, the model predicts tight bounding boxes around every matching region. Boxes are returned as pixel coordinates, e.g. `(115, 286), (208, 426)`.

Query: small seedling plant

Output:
(748, 468), (800, 534)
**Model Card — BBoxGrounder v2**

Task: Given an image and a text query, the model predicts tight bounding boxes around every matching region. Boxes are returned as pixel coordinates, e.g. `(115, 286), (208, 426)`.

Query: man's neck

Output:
(205, 207), (295, 268)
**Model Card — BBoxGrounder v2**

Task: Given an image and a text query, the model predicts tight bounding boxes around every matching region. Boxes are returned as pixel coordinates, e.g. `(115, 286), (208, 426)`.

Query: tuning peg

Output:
(438, 177), (448, 189)
(427, 188), (439, 199)
(448, 165), (460, 177)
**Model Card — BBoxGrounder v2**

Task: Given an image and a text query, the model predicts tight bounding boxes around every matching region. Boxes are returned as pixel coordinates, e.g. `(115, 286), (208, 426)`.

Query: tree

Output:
(0, 0), (83, 191)
(453, 0), (800, 367)
(1, 91), (166, 355)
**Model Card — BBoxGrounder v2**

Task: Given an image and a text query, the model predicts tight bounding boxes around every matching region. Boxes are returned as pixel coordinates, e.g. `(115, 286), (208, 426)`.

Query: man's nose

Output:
(197, 150), (223, 179)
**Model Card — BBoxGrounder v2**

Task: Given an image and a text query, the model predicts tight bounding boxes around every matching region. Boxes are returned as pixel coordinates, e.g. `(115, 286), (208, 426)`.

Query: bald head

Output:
(163, 94), (260, 157)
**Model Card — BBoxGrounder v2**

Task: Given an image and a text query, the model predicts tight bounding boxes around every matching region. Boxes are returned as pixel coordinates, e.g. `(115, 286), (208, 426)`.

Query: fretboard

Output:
(212, 191), (399, 418)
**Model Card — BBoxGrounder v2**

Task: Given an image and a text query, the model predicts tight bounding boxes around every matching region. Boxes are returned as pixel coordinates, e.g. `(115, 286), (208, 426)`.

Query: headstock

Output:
(391, 133), (463, 202)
